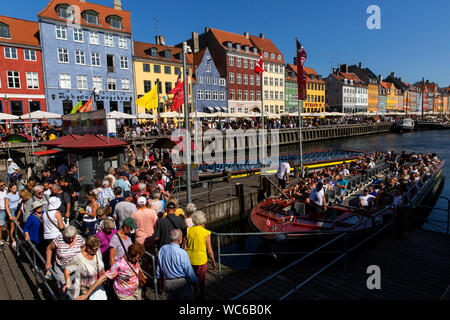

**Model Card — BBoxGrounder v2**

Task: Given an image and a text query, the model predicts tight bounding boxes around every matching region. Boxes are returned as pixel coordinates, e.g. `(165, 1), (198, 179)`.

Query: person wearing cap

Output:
(109, 217), (137, 268)
(154, 202), (187, 249)
(113, 191), (137, 229)
(131, 197), (158, 247)
(97, 180), (115, 208)
(24, 200), (45, 246)
(7, 158), (20, 184)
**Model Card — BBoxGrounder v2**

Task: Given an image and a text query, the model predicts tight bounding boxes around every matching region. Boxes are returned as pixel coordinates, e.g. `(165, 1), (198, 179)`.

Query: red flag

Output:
(296, 39), (308, 101)
(171, 76), (189, 112)
(255, 52), (264, 74)
(78, 97), (93, 113)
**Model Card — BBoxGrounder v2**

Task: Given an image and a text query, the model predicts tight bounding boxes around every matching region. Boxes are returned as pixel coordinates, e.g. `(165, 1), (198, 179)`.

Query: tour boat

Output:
(392, 118), (416, 132)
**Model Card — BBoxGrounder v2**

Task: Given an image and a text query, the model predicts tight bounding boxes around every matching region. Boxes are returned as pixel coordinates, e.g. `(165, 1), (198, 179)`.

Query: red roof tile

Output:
(249, 35), (284, 64)
(133, 41), (185, 64)
(38, 0), (132, 34)
(0, 15), (40, 47)
(209, 28), (259, 57)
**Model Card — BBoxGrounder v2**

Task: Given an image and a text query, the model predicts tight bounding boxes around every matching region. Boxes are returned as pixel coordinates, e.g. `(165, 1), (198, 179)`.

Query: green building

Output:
(285, 65), (298, 113)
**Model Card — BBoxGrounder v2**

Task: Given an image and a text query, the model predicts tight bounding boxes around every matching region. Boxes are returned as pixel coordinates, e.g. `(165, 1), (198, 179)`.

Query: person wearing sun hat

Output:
(109, 216), (137, 267)
(24, 200), (46, 246)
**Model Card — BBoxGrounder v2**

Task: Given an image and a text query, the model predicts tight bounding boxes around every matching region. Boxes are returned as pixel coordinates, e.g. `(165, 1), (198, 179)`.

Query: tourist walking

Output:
(4, 184), (21, 251)
(0, 180), (8, 248)
(112, 191), (137, 228)
(77, 243), (146, 300)
(131, 197), (158, 248)
(80, 191), (99, 237)
(186, 211), (216, 300)
(154, 202), (187, 249)
(109, 217), (136, 268)
(156, 229), (197, 300)
(7, 158), (20, 184)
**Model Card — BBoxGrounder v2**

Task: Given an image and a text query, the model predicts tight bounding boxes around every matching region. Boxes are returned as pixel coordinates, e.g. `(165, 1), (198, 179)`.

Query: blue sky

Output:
(3, 0), (449, 86)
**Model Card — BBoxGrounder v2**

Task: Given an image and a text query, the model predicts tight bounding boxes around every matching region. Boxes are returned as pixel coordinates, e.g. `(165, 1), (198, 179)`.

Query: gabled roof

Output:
(134, 41), (194, 65)
(379, 81), (394, 90)
(249, 34), (284, 64)
(0, 15), (40, 47)
(209, 28), (259, 57)
(286, 65), (324, 82)
(38, 0), (132, 34)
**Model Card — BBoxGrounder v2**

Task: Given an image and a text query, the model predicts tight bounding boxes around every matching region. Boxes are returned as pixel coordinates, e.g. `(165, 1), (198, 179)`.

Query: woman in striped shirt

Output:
(45, 226), (85, 289)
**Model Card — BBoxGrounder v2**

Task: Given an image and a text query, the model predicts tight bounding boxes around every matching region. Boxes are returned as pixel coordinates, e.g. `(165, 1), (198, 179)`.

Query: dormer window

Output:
(252, 47), (258, 54)
(225, 42), (232, 50)
(244, 45), (249, 52)
(84, 10), (99, 25)
(278, 54), (281, 61)
(164, 50), (171, 59)
(150, 47), (157, 57)
(235, 44), (241, 51)
(263, 51), (268, 58)
(0, 23), (10, 38)
(107, 15), (122, 29)
(56, 4), (73, 20)
(270, 53), (275, 59)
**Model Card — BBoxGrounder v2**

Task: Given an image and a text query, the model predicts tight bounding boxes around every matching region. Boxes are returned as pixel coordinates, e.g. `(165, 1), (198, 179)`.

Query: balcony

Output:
(107, 66), (115, 73)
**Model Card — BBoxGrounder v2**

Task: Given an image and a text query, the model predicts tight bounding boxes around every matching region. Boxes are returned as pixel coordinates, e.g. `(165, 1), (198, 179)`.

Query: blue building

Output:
(192, 48), (227, 113)
(38, 0), (135, 115)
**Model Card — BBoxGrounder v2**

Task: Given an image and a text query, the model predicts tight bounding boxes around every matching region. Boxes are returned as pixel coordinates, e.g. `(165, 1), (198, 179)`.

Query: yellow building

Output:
(304, 67), (325, 113)
(368, 82), (379, 112)
(133, 38), (193, 121)
(380, 82), (398, 111)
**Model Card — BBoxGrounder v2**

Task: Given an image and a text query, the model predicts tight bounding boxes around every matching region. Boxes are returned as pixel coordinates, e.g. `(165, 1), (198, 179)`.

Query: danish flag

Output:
(266, 218), (271, 229)
(255, 52), (264, 74)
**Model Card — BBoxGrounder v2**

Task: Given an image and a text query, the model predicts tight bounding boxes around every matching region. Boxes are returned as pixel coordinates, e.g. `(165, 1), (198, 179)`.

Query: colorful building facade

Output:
(0, 16), (46, 115)
(38, 0), (135, 115)
(284, 67), (298, 113)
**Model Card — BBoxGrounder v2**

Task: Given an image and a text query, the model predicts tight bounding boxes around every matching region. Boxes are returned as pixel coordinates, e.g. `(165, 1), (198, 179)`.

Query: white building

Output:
(326, 69), (367, 114)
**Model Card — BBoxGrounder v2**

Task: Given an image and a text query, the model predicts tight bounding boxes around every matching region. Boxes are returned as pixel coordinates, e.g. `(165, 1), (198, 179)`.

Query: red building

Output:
(182, 28), (263, 114)
(0, 16), (46, 115)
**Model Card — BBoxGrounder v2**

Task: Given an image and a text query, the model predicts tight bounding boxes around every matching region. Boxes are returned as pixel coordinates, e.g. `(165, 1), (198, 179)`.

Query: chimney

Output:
(340, 64), (348, 73)
(244, 32), (249, 38)
(114, 0), (122, 10)
(390, 72), (395, 78)
(378, 75), (383, 82)
(205, 27), (210, 33)
(259, 33), (265, 39)
(155, 36), (165, 46)
(192, 32), (199, 53)
(359, 62), (362, 69)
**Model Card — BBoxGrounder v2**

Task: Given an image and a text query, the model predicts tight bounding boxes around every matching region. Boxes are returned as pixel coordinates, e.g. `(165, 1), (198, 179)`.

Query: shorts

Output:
(0, 210), (6, 227)
(82, 221), (97, 237)
(278, 178), (287, 190)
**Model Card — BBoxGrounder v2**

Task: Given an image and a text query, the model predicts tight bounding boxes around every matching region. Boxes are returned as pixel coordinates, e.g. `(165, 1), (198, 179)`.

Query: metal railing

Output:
(12, 220), (74, 300)
(143, 251), (158, 300)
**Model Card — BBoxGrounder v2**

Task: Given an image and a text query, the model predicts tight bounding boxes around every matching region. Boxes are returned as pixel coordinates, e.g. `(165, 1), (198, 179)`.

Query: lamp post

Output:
(28, 99), (35, 163)
(4, 95), (10, 159)
(182, 42), (192, 204)
(156, 78), (161, 128)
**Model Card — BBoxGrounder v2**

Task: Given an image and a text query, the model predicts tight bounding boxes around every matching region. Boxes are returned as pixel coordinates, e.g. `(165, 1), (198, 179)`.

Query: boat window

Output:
(339, 215), (359, 225)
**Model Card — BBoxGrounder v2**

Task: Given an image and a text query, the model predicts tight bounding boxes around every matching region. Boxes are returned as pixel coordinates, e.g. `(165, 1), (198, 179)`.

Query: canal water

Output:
(213, 129), (449, 270)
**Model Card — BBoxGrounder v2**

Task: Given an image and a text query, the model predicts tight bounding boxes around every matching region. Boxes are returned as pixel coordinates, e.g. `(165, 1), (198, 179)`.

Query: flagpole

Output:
(297, 37), (304, 178)
(183, 42), (192, 204)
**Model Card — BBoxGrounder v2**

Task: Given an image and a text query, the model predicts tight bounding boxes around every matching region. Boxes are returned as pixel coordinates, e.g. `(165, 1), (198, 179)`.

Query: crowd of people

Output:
(0, 155), (216, 301)
(279, 150), (441, 215)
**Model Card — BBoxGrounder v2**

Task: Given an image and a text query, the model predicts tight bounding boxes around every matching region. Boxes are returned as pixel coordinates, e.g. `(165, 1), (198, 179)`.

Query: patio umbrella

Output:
(107, 111), (136, 120)
(20, 111), (62, 120)
(136, 113), (157, 119)
(0, 113), (20, 120)
(160, 111), (182, 118)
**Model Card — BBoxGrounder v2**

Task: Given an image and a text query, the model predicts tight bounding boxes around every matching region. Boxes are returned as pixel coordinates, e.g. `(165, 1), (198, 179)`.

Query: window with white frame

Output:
(269, 77), (273, 86)
(197, 75), (203, 84)
(264, 77), (268, 85)
(256, 76), (261, 86)
(264, 51), (268, 58)
(250, 91), (255, 100)
(275, 91), (279, 100)
(229, 72), (234, 84)
(219, 78), (226, 86)
(211, 77), (217, 85)
(280, 78), (284, 87)
(250, 75), (254, 86)
(206, 76), (211, 84)
(230, 89), (235, 100)
(75, 50), (86, 65)
(264, 90), (268, 99)
(77, 75), (88, 90)
(91, 52), (101, 66)
(213, 91), (218, 100)
(73, 28), (84, 42)
(229, 56), (234, 66)
(205, 90), (211, 100)
(57, 48), (69, 63)
(278, 54), (282, 61)
(120, 56), (129, 69)
(243, 74), (248, 85)
(89, 32), (99, 45)
(56, 25), (67, 40)
(24, 49), (36, 61)
(237, 90), (242, 100)
(270, 91), (274, 99)
(236, 58), (241, 68)
(26, 72), (39, 89)
(59, 74), (71, 88)
(270, 53), (275, 59)
(7, 71), (20, 88)
(198, 90), (204, 100)
(118, 36), (128, 49)
(280, 92), (283, 100)
(121, 78), (131, 91)
(274, 78), (278, 86)
(93, 76), (102, 91)
(206, 64), (211, 72)
(244, 90), (248, 100)
(107, 78), (117, 91)
(237, 74), (242, 84)
(257, 91), (261, 100)
(105, 34), (114, 47)
(219, 91), (225, 101)
(4, 47), (17, 59)
(243, 59), (248, 68)
(250, 60), (254, 70)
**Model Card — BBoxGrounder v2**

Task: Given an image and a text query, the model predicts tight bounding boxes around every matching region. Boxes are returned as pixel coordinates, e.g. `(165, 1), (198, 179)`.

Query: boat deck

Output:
(155, 227), (449, 300)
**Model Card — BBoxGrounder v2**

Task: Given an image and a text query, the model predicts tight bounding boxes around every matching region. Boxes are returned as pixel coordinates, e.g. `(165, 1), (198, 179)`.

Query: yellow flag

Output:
(136, 84), (158, 111)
